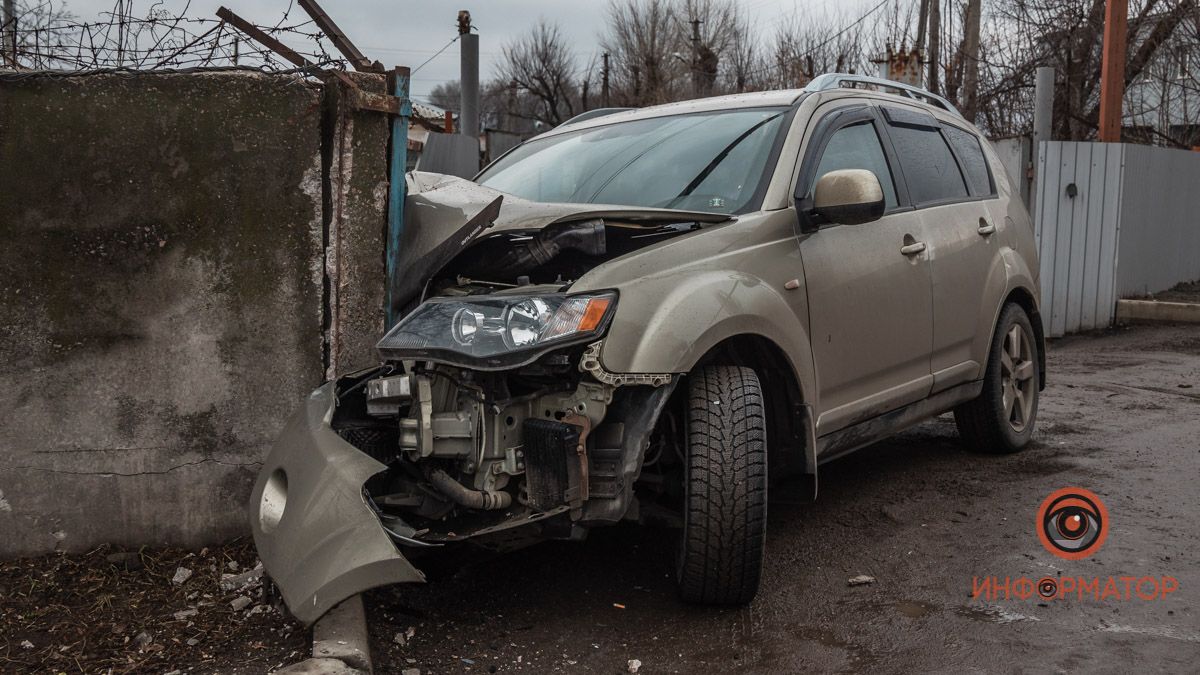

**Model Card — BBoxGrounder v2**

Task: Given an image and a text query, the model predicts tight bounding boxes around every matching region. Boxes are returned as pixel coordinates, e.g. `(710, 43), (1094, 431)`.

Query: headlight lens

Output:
(377, 292), (616, 368)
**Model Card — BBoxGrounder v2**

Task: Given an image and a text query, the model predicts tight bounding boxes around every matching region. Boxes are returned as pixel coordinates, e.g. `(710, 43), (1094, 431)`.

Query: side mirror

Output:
(813, 169), (885, 226)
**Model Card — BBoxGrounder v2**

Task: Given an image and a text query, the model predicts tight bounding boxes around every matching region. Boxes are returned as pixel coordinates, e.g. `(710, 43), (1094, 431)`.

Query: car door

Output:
(877, 106), (996, 392)
(795, 104), (935, 436)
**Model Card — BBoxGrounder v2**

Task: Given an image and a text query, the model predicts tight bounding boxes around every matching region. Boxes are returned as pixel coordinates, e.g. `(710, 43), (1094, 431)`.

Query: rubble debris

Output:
(848, 575), (877, 586)
(171, 566), (193, 585)
(231, 595), (254, 611)
(220, 564), (265, 592)
(173, 608), (199, 621)
(628, 658), (643, 673)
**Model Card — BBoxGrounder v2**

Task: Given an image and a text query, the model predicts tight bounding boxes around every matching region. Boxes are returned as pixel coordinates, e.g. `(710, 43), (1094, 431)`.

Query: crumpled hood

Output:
(393, 172), (731, 313)
(405, 170), (731, 238)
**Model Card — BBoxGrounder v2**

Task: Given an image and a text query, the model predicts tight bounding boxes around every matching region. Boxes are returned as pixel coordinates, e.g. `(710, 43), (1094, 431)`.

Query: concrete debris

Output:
(220, 564), (264, 592)
(133, 631), (153, 650)
(173, 608), (198, 621)
(228, 560), (240, 571)
(231, 596), (253, 611)
(187, 638), (200, 647)
(271, 657), (367, 674)
(628, 658), (643, 673)
(21, 640), (34, 649)
(848, 575), (877, 586)
(401, 669), (421, 675)
(171, 567), (193, 585)
(313, 595), (373, 672)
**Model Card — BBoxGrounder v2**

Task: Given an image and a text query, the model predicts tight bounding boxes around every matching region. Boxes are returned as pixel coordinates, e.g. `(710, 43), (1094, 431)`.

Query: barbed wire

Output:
(6, 0), (349, 72)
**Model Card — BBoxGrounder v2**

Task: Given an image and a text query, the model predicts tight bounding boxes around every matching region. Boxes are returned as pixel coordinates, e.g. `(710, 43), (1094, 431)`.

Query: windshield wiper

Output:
(665, 112), (783, 209)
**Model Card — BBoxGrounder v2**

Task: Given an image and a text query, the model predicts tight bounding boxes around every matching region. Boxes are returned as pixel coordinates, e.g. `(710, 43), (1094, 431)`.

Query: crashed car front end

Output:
(250, 177), (729, 625)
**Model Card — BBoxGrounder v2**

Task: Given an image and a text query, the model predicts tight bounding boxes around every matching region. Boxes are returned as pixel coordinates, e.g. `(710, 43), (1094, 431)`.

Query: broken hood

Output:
(393, 171), (733, 314)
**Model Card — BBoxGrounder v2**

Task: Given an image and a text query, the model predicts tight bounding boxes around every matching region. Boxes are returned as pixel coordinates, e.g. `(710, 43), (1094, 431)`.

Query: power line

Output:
(742, 0), (890, 79)
(411, 35), (457, 76)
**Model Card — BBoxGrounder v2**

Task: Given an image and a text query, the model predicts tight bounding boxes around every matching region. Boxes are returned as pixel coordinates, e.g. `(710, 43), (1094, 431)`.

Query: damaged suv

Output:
(251, 74), (1045, 624)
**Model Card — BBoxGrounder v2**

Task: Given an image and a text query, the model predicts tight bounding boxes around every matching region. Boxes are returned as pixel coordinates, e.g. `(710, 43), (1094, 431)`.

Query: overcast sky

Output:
(58, 0), (883, 103)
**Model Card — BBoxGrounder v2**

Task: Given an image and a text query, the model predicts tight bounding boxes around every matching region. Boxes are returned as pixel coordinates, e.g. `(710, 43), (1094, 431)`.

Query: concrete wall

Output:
(0, 70), (388, 556)
(1115, 144), (1200, 298)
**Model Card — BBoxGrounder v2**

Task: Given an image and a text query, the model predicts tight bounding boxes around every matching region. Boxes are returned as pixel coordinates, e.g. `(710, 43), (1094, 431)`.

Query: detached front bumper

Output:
(249, 382), (425, 626)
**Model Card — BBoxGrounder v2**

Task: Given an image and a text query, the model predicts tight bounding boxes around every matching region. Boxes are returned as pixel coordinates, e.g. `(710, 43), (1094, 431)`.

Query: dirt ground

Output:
(2, 324), (1197, 673)
(366, 323), (1200, 673)
(0, 540), (307, 673)
(1138, 278), (1200, 304)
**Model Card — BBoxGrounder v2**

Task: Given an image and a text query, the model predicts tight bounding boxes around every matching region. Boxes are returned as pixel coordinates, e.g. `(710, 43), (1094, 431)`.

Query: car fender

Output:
(972, 240), (1040, 380)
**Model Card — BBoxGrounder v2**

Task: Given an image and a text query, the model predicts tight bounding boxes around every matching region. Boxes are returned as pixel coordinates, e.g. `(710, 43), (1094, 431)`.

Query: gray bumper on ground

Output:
(249, 382), (425, 625)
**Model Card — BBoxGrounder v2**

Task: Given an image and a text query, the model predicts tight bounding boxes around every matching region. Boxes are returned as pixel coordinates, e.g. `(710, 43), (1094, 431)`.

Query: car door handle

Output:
(977, 219), (996, 235)
(900, 241), (927, 256)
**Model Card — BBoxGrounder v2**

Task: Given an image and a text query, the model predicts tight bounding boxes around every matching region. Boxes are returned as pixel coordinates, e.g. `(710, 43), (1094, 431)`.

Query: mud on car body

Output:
(251, 75), (1047, 624)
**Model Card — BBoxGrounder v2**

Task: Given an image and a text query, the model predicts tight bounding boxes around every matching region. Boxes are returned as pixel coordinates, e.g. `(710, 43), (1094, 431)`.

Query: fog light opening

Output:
(260, 468), (288, 533)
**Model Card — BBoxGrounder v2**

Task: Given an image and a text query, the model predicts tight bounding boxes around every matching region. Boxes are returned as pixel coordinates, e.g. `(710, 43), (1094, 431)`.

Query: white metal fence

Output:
(1033, 141), (1200, 337)
(1034, 141), (1124, 337)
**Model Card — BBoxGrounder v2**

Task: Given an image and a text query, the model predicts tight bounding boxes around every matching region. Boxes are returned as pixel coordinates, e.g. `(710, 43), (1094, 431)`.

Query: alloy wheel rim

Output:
(1000, 322), (1036, 432)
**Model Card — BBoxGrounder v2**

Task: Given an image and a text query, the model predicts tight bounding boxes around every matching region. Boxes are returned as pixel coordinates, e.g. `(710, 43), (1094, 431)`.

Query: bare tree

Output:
(498, 20), (579, 126)
(769, 10), (870, 88)
(600, 0), (679, 105)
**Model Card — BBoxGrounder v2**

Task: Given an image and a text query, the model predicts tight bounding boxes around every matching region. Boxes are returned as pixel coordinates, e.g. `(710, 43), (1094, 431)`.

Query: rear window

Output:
(943, 125), (994, 196)
(885, 114), (969, 205)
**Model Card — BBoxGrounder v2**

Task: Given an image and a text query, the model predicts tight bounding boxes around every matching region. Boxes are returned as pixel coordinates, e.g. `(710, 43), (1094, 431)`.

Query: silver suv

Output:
(251, 75), (1045, 624)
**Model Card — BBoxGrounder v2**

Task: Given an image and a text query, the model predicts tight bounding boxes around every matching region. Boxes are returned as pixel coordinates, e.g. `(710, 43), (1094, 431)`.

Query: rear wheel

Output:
(954, 303), (1040, 453)
(676, 365), (767, 605)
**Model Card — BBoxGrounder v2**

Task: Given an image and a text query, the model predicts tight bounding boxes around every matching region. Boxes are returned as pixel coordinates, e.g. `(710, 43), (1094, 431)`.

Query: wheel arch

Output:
(1001, 286), (1047, 391)
(693, 334), (817, 492)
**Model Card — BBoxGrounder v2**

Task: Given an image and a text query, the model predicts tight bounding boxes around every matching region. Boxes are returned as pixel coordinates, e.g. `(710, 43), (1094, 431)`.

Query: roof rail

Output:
(804, 73), (961, 116)
(559, 107), (636, 127)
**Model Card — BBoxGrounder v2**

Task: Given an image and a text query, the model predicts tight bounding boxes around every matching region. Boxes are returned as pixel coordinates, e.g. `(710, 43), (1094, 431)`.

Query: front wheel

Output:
(954, 303), (1041, 454)
(676, 365), (767, 605)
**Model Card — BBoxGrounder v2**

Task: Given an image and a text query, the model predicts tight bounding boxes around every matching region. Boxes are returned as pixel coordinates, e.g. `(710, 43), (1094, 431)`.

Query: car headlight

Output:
(376, 292), (616, 368)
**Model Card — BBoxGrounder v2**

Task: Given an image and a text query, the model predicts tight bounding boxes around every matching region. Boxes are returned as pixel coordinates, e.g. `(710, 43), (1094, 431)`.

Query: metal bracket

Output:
(579, 342), (673, 388)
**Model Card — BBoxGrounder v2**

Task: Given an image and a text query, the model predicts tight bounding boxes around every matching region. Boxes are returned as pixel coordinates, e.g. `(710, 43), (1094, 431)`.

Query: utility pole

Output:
(601, 52), (610, 107)
(689, 17), (701, 98)
(1031, 66), (1055, 217)
(915, 0), (929, 56)
(2, 0), (15, 68)
(458, 10), (479, 140)
(1098, 0), (1128, 142)
(927, 0), (941, 95)
(960, 0), (982, 120)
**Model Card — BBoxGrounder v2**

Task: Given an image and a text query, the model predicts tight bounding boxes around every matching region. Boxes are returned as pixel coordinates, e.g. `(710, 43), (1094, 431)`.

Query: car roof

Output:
(530, 80), (963, 144)
(530, 89), (809, 141)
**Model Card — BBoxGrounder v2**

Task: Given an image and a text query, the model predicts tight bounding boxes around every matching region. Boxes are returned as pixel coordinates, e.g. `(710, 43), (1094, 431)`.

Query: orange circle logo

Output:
(1036, 488), (1109, 560)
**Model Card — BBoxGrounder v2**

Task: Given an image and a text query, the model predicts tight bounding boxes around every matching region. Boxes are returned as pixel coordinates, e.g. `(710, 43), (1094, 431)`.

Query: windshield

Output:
(476, 107), (788, 214)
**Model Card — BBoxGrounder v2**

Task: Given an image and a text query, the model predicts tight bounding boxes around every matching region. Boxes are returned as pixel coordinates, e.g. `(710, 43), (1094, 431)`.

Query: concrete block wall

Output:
(0, 70), (387, 556)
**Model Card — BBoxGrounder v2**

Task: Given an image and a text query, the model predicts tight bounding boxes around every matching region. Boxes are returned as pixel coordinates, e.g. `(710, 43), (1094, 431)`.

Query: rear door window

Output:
(943, 125), (995, 197)
(883, 108), (969, 205)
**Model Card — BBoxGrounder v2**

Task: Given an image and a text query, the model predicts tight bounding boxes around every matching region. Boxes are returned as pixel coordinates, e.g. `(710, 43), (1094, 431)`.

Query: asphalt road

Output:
(366, 324), (1200, 674)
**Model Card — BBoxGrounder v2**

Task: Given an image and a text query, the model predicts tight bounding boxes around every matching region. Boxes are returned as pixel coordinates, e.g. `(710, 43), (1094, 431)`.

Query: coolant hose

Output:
(427, 468), (512, 510)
